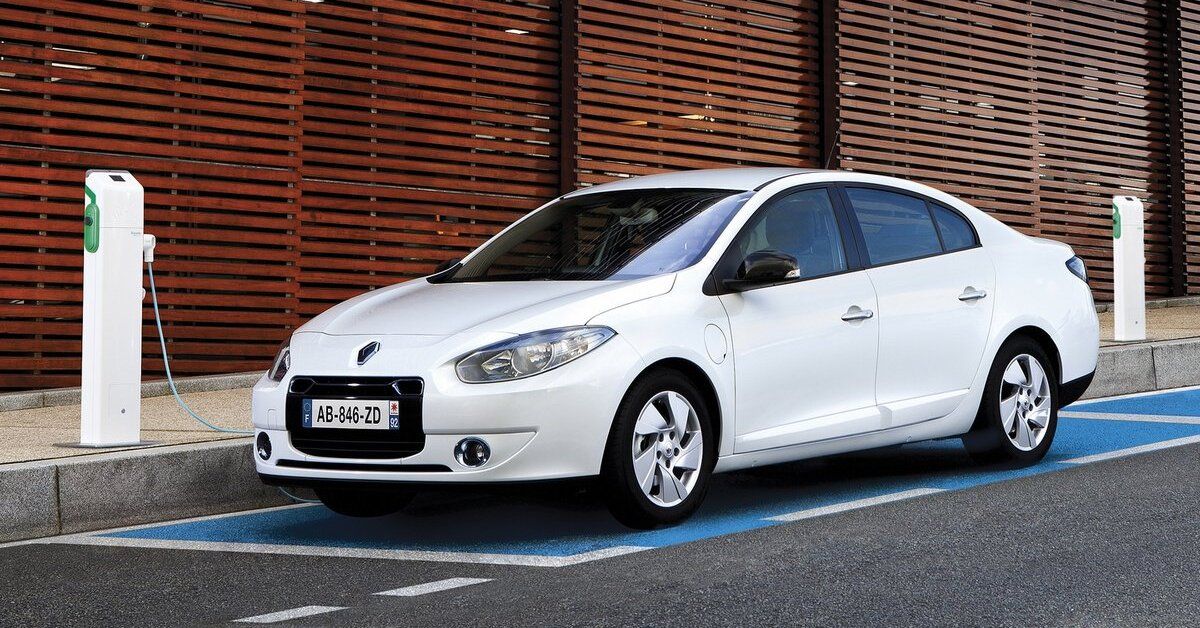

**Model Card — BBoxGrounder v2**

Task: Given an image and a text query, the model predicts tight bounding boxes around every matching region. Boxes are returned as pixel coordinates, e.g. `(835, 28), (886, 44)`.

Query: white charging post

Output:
(80, 170), (151, 446)
(1112, 195), (1146, 342)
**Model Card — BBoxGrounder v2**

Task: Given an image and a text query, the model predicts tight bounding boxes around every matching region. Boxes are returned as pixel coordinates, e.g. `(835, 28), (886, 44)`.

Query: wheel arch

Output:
(1005, 325), (1063, 384)
(969, 325), (1063, 434)
(634, 357), (723, 452)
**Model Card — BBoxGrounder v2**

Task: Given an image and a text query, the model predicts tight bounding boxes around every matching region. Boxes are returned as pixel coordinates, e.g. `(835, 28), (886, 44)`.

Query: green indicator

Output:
(1112, 201), (1122, 240)
(84, 185), (99, 253)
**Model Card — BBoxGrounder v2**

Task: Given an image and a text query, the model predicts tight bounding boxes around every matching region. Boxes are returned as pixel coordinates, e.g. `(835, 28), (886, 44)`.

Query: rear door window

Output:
(845, 187), (942, 266)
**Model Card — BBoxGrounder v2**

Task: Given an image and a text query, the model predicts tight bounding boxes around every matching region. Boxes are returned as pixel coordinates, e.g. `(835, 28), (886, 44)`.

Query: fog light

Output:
(454, 438), (490, 468)
(256, 432), (272, 461)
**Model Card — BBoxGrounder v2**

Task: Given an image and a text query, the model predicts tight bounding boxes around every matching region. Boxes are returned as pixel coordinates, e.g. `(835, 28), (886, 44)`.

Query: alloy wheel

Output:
(999, 353), (1052, 451)
(631, 390), (704, 508)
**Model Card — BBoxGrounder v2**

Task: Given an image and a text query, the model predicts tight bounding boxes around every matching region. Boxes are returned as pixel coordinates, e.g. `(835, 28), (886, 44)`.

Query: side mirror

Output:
(722, 249), (799, 292)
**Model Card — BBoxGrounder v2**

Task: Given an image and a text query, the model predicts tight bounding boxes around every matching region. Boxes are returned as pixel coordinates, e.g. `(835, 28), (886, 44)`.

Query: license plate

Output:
(302, 399), (399, 430)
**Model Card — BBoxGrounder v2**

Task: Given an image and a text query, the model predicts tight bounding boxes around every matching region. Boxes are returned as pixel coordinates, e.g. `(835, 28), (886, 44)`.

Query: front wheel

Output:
(315, 487), (415, 518)
(601, 371), (716, 529)
(963, 337), (1058, 466)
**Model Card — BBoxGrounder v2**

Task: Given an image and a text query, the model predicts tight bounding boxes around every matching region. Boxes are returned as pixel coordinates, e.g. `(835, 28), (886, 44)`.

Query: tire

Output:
(601, 370), (716, 529)
(963, 336), (1059, 466)
(315, 487), (415, 518)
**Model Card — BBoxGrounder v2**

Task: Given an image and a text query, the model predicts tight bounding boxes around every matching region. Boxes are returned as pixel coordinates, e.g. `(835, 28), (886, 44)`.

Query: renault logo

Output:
(357, 341), (380, 366)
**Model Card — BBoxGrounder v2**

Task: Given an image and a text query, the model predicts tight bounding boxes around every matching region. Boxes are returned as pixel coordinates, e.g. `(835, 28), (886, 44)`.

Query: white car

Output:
(252, 168), (1099, 528)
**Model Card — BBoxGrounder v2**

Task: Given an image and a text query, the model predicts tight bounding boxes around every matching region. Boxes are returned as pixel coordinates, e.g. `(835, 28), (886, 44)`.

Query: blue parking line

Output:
(1068, 387), (1200, 417)
(100, 395), (1200, 562)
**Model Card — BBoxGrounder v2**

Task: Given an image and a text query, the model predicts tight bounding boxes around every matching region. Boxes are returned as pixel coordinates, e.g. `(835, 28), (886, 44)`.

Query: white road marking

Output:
(0, 503), (315, 550)
(233, 605), (345, 624)
(1060, 412), (1200, 425)
(1066, 383), (1200, 405)
(40, 534), (650, 567)
(1061, 435), (1200, 465)
(375, 577), (492, 597)
(765, 488), (944, 522)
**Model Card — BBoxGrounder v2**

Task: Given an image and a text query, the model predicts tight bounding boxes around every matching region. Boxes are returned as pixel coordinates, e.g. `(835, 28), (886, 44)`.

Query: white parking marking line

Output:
(1067, 383), (1200, 404)
(765, 488), (944, 522)
(375, 577), (492, 597)
(41, 535), (650, 568)
(0, 503), (317, 551)
(1060, 412), (1200, 425)
(1061, 435), (1200, 465)
(233, 605), (345, 624)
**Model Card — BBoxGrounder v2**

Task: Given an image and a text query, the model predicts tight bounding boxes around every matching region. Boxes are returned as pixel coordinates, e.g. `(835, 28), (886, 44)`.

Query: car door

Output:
(716, 186), (881, 453)
(839, 186), (996, 427)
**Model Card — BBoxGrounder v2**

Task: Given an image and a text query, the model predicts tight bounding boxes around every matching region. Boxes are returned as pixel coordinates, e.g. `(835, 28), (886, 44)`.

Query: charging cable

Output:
(146, 260), (253, 436)
(145, 243), (318, 504)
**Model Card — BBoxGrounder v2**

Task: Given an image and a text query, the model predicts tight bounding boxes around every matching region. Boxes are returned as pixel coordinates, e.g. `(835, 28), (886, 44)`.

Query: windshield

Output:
(441, 188), (752, 282)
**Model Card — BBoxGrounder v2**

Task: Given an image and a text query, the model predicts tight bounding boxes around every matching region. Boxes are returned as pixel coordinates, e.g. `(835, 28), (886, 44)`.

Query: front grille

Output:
(286, 376), (425, 459)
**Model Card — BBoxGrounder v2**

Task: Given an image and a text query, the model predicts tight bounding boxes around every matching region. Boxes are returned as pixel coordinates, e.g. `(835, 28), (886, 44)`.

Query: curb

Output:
(1083, 337), (1200, 399)
(0, 439), (288, 544)
(0, 371), (262, 412)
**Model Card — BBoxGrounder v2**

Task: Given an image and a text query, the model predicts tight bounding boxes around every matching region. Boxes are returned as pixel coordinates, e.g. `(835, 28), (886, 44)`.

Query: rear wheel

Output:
(315, 487), (415, 518)
(601, 371), (715, 529)
(964, 337), (1058, 465)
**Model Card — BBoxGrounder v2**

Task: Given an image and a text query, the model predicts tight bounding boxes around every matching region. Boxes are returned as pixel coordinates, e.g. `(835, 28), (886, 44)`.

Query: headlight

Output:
(267, 338), (291, 382)
(455, 326), (615, 383)
(1066, 255), (1088, 284)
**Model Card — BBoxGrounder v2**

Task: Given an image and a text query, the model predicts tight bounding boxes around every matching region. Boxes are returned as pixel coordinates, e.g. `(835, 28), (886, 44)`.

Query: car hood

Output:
(297, 274), (675, 337)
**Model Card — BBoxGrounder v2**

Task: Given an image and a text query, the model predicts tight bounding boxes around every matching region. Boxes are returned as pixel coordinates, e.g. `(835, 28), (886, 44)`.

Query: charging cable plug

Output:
(142, 233), (156, 263)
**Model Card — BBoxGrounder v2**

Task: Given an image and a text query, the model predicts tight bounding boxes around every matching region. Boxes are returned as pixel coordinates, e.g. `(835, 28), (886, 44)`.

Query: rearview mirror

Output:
(722, 249), (799, 292)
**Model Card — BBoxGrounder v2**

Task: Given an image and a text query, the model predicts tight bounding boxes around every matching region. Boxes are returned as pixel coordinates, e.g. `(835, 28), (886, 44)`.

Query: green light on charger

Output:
(84, 185), (99, 253)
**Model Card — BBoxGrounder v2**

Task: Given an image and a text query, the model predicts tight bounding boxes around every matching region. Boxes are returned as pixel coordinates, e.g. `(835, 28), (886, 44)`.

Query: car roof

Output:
(562, 168), (823, 197)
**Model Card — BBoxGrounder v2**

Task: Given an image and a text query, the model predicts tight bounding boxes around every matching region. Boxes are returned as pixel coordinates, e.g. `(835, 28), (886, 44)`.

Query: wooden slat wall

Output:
(572, 0), (822, 184)
(833, 0), (1042, 231)
(1182, 1), (1200, 291)
(2, 0), (1199, 392)
(298, 0), (561, 316)
(0, 0), (302, 389)
(1031, 0), (1171, 298)
(833, 0), (1174, 299)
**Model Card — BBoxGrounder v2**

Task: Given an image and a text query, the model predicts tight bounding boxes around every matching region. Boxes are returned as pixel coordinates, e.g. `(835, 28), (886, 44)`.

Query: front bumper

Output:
(252, 331), (645, 484)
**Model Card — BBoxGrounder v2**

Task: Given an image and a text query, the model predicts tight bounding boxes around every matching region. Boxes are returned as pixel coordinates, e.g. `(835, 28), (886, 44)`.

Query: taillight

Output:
(1066, 256), (1088, 284)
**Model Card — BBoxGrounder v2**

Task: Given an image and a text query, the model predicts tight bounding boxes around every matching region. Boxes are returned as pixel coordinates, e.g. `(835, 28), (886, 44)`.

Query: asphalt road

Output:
(3, 437), (1198, 627)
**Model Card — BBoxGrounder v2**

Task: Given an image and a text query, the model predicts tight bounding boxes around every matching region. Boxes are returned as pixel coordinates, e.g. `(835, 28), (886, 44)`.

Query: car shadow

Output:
(265, 439), (991, 551)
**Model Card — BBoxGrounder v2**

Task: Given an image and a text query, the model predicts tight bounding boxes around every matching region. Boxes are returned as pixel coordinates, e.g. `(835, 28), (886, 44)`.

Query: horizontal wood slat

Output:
(1, 0), (1197, 392)
(0, 0), (301, 391)
(834, 0), (1042, 234)
(298, 0), (560, 315)
(1181, 1), (1200, 292)
(833, 0), (1175, 300)
(573, 0), (821, 185)
(1031, 0), (1171, 299)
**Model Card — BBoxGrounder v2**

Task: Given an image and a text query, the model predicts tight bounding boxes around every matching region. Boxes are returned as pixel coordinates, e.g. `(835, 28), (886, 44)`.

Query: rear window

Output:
(932, 204), (978, 252)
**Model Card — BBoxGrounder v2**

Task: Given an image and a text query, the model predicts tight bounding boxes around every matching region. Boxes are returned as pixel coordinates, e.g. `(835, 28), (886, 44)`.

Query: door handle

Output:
(958, 287), (988, 302)
(841, 306), (874, 322)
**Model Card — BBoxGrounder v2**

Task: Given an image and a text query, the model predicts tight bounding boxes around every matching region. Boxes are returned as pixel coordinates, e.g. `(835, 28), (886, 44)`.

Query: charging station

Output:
(79, 170), (153, 447)
(1112, 195), (1146, 342)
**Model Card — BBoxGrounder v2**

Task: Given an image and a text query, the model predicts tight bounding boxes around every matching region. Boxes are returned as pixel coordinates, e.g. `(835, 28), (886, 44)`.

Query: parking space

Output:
(33, 387), (1200, 571)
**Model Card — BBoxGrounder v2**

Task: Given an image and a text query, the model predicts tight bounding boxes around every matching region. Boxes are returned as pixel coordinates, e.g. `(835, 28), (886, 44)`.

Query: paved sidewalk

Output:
(1098, 303), (1200, 346)
(0, 388), (251, 465)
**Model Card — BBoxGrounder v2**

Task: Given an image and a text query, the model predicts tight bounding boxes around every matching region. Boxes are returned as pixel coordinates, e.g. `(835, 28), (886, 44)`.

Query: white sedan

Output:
(252, 168), (1099, 528)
